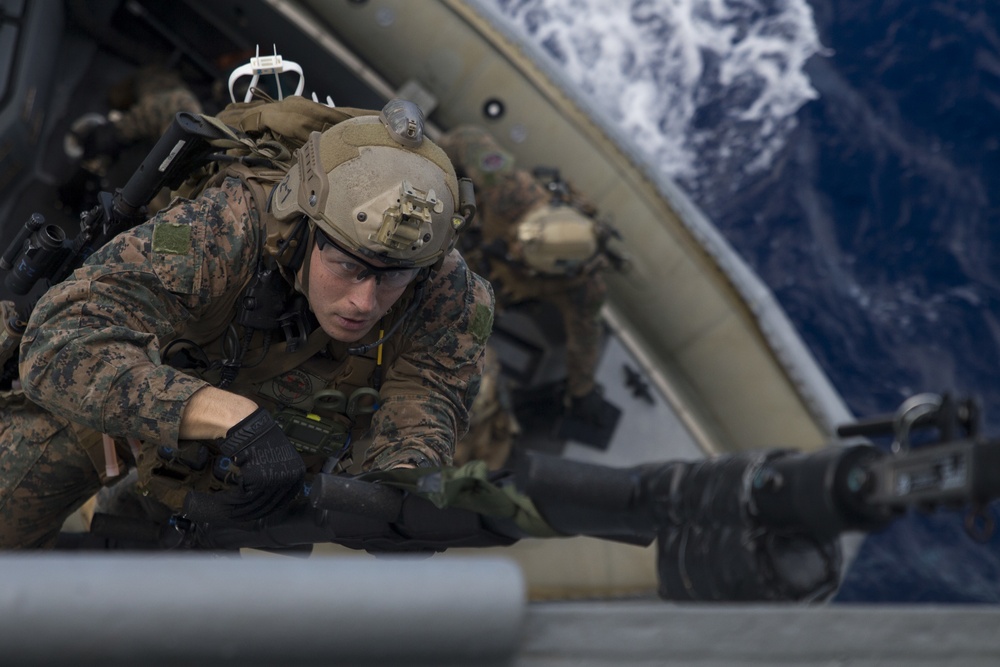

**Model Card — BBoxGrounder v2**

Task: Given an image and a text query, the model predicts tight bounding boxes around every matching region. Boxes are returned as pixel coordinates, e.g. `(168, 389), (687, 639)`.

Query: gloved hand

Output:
(74, 123), (124, 160)
(183, 408), (306, 523)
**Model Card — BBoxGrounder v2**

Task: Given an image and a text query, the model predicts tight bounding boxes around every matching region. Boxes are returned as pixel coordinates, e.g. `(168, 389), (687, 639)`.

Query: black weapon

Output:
(80, 395), (1000, 548)
(0, 113), (226, 387)
(2, 112), (222, 299)
(752, 393), (1000, 542)
(60, 393), (1000, 602)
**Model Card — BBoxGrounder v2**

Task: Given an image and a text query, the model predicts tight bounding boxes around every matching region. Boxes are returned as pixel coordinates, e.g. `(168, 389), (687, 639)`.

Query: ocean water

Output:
(478, 0), (1000, 602)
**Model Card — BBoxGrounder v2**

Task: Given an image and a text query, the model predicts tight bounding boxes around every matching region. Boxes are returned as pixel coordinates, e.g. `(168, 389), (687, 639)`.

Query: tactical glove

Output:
(183, 408), (306, 523)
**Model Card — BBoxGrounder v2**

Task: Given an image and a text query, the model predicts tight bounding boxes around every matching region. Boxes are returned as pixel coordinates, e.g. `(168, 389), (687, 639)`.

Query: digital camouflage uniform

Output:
(439, 126), (608, 402)
(0, 108), (844, 603)
(452, 345), (518, 470)
(0, 175), (493, 548)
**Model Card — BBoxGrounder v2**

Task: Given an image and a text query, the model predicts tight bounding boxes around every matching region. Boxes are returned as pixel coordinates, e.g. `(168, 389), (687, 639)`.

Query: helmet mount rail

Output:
(376, 180), (442, 255)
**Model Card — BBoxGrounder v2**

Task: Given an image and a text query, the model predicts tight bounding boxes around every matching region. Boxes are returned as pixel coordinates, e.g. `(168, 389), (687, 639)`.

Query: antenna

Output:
(227, 45), (305, 103)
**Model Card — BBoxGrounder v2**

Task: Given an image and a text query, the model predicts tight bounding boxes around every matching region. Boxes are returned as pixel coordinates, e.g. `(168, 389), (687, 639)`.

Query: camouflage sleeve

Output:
(19, 177), (260, 445)
(363, 250), (495, 470)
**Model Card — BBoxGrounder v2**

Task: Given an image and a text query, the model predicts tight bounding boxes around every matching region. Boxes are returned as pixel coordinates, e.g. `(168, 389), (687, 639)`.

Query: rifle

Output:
(0, 112), (225, 387)
(753, 392), (999, 541)
(66, 392), (1000, 602)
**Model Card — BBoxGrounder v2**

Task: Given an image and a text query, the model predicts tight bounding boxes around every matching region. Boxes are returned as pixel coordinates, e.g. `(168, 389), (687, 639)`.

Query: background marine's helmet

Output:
(516, 203), (599, 275)
(271, 99), (464, 268)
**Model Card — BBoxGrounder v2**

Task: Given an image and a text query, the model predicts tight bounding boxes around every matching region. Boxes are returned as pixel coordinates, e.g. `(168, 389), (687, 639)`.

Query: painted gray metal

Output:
(517, 600), (1000, 666)
(0, 554), (525, 666)
(4, 555), (998, 666)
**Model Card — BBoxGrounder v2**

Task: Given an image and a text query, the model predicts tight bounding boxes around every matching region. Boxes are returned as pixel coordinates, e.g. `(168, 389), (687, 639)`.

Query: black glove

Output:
(183, 408), (306, 523)
(645, 453), (842, 602)
(69, 119), (123, 160)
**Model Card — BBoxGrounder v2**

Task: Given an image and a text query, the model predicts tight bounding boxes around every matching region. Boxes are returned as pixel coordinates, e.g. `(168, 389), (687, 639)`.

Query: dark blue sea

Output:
(487, 0), (1000, 602)
(798, 0), (1000, 604)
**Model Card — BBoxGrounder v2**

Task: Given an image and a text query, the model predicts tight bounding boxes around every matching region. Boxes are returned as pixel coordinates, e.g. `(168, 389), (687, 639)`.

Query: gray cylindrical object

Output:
(0, 554), (525, 666)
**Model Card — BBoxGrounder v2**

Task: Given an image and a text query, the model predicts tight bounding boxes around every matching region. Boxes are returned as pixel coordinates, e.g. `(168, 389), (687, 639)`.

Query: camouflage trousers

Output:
(0, 391), (103, 548)
(547, 276), (606, 399)
(492, 268), (607, 399)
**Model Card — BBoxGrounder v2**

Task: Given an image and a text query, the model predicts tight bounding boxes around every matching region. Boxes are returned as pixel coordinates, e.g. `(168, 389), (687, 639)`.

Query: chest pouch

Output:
(273, 387), (381, 459)
(135, 440), (226, 513)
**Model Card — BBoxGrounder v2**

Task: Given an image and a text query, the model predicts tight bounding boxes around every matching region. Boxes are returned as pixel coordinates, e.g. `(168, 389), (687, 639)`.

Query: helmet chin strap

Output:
(347, 277), (426, 356)
(291, 221), (314, 296)
(275, 219), (427, 357)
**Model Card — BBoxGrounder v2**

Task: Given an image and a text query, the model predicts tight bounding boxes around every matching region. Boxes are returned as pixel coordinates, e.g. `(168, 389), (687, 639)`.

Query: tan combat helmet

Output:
(516, 203), (598, 275)
(271, 99), (470, 268)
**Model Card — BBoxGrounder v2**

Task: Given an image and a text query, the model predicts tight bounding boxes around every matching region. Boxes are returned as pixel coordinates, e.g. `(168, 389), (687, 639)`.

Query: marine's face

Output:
(304, 238), (414, 342)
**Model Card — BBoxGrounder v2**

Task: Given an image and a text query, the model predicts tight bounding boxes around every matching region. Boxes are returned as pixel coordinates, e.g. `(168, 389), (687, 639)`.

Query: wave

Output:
(474, 0), (827, 202)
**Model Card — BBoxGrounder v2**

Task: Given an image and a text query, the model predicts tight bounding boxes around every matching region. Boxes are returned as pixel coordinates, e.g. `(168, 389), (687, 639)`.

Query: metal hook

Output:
(890, 392), (942, 453)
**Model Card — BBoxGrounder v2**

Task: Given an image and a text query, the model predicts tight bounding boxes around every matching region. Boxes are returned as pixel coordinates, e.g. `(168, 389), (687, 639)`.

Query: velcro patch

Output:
(152, 223), (192, 255)
(469, 303), (494, 344)
(478, 150), (511, 173)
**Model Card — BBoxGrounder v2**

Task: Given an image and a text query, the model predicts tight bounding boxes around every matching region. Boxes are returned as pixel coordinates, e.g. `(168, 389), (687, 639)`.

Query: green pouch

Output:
(361, 461), (562, 538)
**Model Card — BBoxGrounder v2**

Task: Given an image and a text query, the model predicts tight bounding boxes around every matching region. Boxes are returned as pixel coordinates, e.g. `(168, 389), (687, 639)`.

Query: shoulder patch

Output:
(469, 303), (494, 344)
(478, 149), (512, 173)
(152, 222), (192, 255)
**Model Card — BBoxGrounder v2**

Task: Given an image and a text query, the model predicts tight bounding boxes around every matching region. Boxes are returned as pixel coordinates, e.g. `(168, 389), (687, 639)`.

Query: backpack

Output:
(175, 94), (376, 202)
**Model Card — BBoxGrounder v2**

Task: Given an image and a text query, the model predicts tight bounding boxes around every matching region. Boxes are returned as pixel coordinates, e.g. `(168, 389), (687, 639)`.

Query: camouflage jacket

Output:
(19, 177), (494, 475)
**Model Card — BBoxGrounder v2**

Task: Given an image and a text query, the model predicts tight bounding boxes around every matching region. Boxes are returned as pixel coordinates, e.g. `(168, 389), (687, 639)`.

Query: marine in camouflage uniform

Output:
(439, 126), (609, 466)
(0, 100), (493, 548)
(73, 65), (204, 158)
(439, 125), (608, 401)
(67, 65), (205, 214)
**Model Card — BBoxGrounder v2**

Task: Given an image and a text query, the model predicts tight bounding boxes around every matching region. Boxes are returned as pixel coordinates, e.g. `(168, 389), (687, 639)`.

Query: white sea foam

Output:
(475, 0), (826, 196)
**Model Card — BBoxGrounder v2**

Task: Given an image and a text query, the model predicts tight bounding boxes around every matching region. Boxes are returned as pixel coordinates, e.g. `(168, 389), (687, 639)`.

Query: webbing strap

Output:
(361, 461), (563, 538)
(197, 114), (294, 166)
